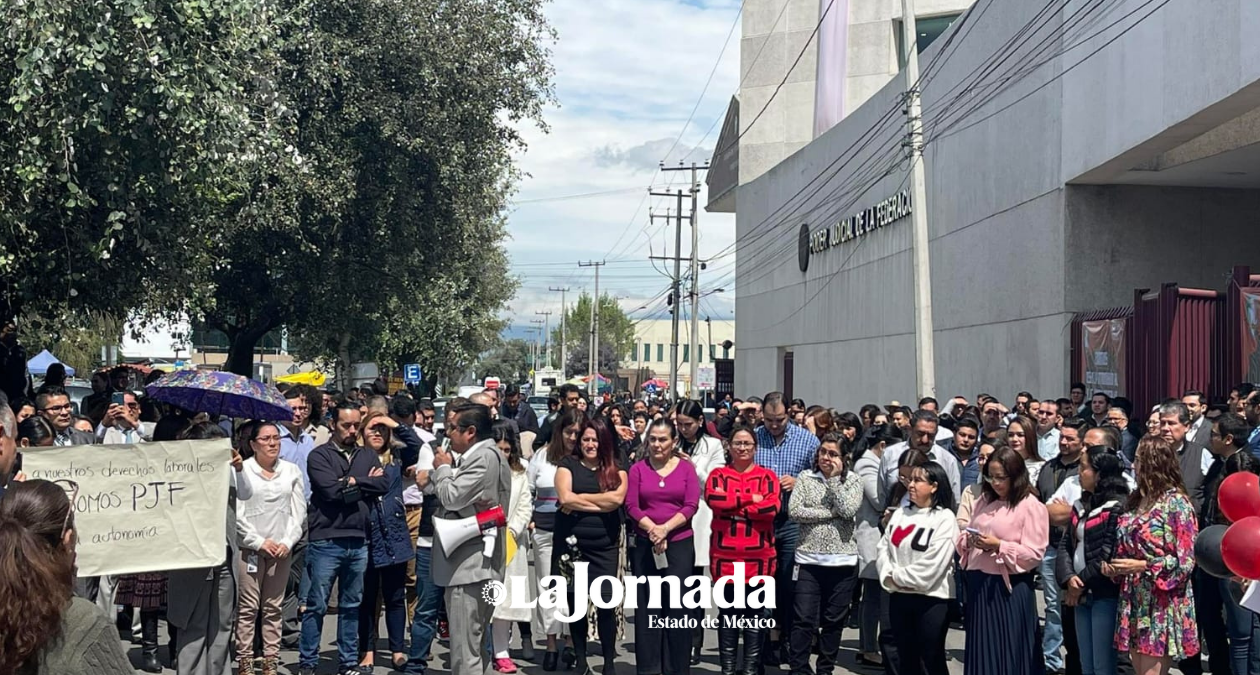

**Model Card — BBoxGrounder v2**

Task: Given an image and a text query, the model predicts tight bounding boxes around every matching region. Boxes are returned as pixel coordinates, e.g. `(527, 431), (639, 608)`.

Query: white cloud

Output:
(505, 0), (741, 324)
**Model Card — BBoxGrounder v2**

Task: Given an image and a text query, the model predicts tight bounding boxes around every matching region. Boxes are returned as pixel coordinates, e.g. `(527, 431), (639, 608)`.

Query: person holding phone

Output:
(98, 390), (152, 444)
(956, 446), (1049, 675)
(876, 461), (959, 675)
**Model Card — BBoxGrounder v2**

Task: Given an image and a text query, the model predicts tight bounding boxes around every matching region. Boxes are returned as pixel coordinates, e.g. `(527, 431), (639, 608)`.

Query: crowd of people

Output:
(2, 373), (1260, 675)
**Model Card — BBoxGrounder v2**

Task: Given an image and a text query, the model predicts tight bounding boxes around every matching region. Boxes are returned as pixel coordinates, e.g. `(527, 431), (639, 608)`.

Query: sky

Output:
(501, 0), (741, 339)
(128, 0), (743, 357)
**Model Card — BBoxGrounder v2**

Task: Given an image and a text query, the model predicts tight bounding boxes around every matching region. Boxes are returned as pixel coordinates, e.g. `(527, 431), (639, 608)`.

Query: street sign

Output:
(696, 366), (716, 390)
(484, 376), (502, 390)
(403, 363), (422, 384)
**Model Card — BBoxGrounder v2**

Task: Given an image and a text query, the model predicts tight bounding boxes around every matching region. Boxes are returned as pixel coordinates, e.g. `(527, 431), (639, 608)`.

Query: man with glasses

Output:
(753, 392), (818, 666)
(35, 385), (95, 446)
(1035, 400), (1061, 460)
(96, 390), (151, 444)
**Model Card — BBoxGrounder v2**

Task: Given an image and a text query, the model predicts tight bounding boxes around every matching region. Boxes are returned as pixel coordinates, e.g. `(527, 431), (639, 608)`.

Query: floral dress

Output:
(1113, 489), (1199, 658)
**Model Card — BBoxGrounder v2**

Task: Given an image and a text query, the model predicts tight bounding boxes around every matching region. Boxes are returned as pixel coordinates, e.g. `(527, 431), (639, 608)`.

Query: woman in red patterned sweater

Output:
(705, 426), (780, 675)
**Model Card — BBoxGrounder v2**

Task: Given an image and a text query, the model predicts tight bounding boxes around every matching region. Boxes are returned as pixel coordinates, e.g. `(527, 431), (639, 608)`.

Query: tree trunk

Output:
(336, 331), (352, 391)
(221, 313), (277, 378)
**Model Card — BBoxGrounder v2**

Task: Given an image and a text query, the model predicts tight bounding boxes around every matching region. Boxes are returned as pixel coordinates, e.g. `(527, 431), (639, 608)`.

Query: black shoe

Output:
(602, 658), (617, 675)
(562, 647), (576, 670)
(299, 668), (316, 675)
(761, 641), (780, 668)
(141, 651), (162, 673)
(543, 651), (559, 672)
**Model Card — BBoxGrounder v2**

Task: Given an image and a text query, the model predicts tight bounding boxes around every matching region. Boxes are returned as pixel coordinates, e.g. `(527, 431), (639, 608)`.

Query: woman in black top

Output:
(555, 416), (628, 675)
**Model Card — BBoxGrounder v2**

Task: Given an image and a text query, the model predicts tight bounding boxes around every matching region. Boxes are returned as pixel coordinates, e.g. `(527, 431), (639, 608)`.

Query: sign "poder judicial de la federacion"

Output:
(798, 189), (912, 272)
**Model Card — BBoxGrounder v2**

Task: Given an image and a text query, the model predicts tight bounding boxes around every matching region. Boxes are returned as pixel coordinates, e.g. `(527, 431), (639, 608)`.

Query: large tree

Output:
(200, 0), (551, 379)
(0, 0), (290, 325)
(552, 294), (635, 374)
(473, 339), (534, 384)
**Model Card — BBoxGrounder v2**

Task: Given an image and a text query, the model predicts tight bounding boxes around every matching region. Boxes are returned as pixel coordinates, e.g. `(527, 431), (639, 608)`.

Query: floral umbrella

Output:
(145, 369), (293, 421)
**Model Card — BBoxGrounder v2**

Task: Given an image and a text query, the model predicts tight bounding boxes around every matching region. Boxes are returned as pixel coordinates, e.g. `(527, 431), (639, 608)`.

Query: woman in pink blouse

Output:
(955, 446), (1049, 675)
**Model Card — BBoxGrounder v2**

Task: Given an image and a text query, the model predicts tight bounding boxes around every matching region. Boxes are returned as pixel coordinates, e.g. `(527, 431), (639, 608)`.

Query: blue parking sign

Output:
(404, 363), (422, 384)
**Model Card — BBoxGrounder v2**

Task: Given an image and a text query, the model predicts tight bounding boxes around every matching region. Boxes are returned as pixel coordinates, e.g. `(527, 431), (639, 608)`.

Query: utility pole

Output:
(529, 319), (545, 372)
(535, 311), (553, 369)
(577, 261), (604, 397)
(660, 161), (710, 400)
(650, 189), (685, 401)
(548, 286), (570, 373)
(901, 0), (936, 399)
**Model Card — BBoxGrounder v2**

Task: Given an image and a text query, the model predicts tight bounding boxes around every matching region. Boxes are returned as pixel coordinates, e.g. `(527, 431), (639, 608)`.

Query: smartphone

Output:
(111, 392), (126, 406)
(964, 527), (981, 536)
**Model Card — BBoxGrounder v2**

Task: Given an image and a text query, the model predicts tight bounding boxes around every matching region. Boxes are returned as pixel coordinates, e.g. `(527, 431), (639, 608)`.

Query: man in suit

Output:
(35, 385), (96, 446)
(1160, 400), (1211, 515)
(1182, 390), (1213, 449)
(430, 402), (511, 675)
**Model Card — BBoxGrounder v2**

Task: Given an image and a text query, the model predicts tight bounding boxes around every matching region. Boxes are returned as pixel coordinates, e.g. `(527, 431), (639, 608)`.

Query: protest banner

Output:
(22, 438), (233, 577)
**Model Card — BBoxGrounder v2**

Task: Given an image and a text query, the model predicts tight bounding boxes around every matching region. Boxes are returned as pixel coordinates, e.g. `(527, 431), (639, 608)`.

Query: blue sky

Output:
(502, 0), (741, 334)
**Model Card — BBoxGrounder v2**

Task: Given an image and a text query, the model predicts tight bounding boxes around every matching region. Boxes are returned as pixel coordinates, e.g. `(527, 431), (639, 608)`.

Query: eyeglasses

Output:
(729, 441), (755, 449)
(40, 404), (72, 413)
(983, 474), (1010, 484)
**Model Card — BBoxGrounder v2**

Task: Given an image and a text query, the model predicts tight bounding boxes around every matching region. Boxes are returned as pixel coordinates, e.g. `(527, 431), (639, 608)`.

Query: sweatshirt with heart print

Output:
(874, 504), (960, 599)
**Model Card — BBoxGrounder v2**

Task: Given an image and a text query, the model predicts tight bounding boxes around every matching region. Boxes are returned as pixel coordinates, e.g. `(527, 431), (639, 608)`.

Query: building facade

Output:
(723, 0), (1260, 410)
(627, 318), (736, 394)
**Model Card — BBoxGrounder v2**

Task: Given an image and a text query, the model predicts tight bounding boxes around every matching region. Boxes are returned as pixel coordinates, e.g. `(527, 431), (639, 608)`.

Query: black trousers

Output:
(788, 564), (857, 675)
(887, 593), (949, 675)
(632, 537), (696, 675)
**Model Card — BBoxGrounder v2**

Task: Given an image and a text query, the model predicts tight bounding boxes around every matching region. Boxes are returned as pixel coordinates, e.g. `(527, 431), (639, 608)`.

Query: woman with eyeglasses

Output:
(787, 432), (863, 675)
(705, 426), (780, 675)
(528, 407), (584, 670)
(956, 440), (1003, 529)
(1056, 445), (1129, 675)
(853, 423), (904, 668)
(673, 399), (726, 664)
(956, 446), (1049, 675)
(356, 411), (422, 672)
(235, 421), (307, 675)
(1106, 436), (1199, 675)
(876, 461), (959, 675)
(0, 479), (133, 673)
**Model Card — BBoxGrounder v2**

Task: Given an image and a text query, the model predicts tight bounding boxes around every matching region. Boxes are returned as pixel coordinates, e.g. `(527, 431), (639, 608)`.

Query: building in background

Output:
(721, 0), (1260, 410)
(623, 318), (735, 396)
(707, 0), (972, 214)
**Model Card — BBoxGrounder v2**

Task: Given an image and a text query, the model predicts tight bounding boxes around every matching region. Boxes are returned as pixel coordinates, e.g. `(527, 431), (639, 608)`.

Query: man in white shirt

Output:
(1035, 400), (1062, 461)
(1047, 426), (1137, 526)
(877, 410), (962, 508)
(97, 391), (153, 444)
(1182, 390), (1212, 449)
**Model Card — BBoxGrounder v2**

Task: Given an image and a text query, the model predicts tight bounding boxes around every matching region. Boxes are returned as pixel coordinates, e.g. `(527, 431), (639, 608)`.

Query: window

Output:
(683, 344), (690, 363)
(644, 343), (652, 362)
(657, 344), (664, 362)
(895, 13), (962, 68)
(709, 344), (716, 361)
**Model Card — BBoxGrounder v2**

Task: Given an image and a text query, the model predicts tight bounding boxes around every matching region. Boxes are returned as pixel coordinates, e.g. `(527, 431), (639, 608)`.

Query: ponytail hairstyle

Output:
(0, 480), (77, 674)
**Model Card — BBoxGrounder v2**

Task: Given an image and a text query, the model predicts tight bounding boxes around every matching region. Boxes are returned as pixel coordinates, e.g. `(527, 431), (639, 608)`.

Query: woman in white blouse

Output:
(234, 421), (306, 675)
(673, 399), (726, 666)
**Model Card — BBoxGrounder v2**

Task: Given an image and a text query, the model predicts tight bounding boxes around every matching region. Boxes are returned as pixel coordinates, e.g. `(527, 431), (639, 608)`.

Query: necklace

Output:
(652, 458), (672, 488)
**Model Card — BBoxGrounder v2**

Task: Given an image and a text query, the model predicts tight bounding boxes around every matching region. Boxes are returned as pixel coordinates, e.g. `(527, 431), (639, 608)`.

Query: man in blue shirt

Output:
(753, 392), (818, 667)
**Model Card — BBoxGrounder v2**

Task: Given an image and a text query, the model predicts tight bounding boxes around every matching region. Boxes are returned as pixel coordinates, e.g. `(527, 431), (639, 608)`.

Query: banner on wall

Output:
(1243, 288), (1260, 384)
(1081, 318), (1127, 398)
(22, 439), (233, 577)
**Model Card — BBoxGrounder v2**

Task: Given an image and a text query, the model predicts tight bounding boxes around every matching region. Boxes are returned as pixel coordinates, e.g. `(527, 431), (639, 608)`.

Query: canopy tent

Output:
(27, 350), (75, 377)
(276, 371), (327, 387)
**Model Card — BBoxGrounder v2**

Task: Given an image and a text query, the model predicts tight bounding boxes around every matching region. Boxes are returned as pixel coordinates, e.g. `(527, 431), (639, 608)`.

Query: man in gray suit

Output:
(1182, 390), (1213, 449)
(35, 385), (96, 446)
(1159, 400), (1212, 516)
(431, 402), (511, 675)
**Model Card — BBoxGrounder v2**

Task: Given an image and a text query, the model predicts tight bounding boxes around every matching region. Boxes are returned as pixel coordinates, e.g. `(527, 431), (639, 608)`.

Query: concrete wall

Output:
(734, 0), (1260, 410)
(1064, 186), (1260, 311)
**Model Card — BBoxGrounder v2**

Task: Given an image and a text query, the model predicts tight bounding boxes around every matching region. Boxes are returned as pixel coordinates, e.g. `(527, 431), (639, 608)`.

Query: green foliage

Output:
(552, 293), (635, 370)
(0, 0), (290, 322)
(473, 338), (534, 383)
(19, 309), (124, 375)
(201, 0), (552, 378)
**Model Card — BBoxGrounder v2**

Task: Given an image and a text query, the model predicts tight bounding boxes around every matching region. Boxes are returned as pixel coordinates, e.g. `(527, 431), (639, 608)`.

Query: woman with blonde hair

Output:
(357, 411), (422, 672)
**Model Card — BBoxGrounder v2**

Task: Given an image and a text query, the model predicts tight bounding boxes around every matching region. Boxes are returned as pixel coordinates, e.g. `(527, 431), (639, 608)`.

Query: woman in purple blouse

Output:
(627, 418), (701, 675)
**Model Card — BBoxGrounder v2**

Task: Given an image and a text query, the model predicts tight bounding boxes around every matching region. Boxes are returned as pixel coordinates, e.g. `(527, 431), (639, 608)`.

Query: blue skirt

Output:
(963, 571), (1044, 675)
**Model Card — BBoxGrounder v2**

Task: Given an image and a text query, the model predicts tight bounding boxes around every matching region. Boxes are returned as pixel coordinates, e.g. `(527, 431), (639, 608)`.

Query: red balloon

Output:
(1219, 472), (1260, 523)
(1222, 516), (1260, 580)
